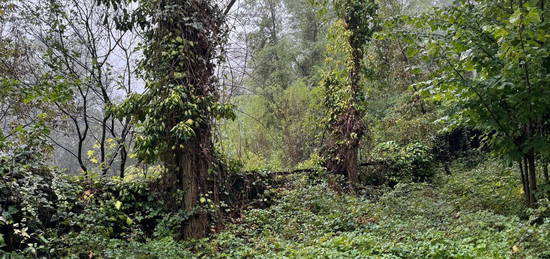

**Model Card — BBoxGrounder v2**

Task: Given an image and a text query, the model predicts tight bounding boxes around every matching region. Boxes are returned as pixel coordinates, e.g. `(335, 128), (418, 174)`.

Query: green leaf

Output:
(509, 10), (522, 25)
(406, 47), (420, 58)
(525, 8), (540, 24)
(426, 42), (440, 57)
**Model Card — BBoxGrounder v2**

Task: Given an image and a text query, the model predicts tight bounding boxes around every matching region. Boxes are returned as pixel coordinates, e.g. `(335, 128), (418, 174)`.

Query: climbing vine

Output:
(104, 0), (235, 238)
(321, 0), (377, 188)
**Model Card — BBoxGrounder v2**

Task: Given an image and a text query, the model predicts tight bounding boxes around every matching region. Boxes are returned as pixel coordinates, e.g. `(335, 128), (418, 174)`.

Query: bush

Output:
(364, 141), (435, 186)
(0, 144), (171, 257)
(50, 175), (170, 257)
(2, 134), (547, 258)
(0, 138), (58, 256)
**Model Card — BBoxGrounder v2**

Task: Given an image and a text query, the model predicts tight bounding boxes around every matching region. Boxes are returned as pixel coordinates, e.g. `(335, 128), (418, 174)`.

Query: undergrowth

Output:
(2, 158), (549, 258)
(195, 159), (549, 258)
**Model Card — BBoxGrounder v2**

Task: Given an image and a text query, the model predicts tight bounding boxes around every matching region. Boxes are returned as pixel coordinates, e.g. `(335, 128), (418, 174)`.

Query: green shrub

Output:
(366, 141), (435, 185)
(50, 175), (171, 256)
(0, 139), (58, 256)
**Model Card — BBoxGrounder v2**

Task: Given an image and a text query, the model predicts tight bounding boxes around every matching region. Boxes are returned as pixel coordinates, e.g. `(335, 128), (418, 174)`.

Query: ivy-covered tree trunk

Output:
(324, 104), (363, 189)
(107, 0), (233, 239)
(323, 0), (377, 189)
(340, 46), (365, 187)
(345, 41), (367, 186)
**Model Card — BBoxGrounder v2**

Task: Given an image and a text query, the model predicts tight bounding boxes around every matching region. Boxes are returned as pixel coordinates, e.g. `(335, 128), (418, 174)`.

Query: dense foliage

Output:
(1, 0), (549, 257)
(378, 0), (550, 205)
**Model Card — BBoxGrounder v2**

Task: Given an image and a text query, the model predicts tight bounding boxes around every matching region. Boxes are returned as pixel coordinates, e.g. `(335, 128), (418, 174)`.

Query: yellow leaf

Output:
(114, 201), (122, 210)
(174, 72), (185, 78)
(512, 245), (520, 253)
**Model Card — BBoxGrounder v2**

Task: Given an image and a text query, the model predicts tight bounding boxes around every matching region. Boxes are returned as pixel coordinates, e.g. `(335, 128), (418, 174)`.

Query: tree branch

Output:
(224, 0), (237, 16)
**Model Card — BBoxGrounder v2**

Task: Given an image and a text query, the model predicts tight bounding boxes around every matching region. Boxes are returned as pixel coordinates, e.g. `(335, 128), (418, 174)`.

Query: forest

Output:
(0, 0), (549, 257)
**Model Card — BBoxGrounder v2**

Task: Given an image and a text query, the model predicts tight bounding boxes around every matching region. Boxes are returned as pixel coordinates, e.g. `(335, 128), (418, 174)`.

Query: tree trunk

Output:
(527, 151), (538, 206)
(345, 146), (359, 189)
(345, 44), (364, 189)
(119, 145), (127, 178)
(543, 162), (549, 184)
(101, 115), (109, 176)
(180, 133), (211, 239)
(519, 159), (530, 203)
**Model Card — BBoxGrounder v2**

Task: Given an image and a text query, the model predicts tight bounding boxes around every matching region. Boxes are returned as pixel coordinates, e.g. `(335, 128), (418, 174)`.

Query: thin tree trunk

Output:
(527, 151), (538, 206)
(119, 145), (127, 178)
(101, 115), (109, 176)
(519, 159), (530, 203)
(523, 156), (532, 204)
(543, 162), (549, 184)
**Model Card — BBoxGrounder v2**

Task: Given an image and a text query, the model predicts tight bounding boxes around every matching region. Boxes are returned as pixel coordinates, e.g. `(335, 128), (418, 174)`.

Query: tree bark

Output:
(522, 155), (534, 205)
(345, 146), (359, 188)
(180, 134), (210, 239)
(119, 145), (127, 178)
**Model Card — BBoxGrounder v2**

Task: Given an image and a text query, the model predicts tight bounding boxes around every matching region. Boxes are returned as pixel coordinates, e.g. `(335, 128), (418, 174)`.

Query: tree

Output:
(321, 0), (377, 189)
(1, 0), (142, 177)
(0, 0), (64, 148)
(105, 0), (234, 238)
(400, 0), (549, 205)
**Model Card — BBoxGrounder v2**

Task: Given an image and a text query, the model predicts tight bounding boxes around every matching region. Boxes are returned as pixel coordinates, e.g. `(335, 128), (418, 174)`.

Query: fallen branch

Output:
(244, 161), (388, 176)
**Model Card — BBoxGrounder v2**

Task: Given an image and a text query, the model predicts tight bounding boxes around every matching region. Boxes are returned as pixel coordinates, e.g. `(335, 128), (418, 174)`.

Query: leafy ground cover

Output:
(46, 158), (548, 258)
